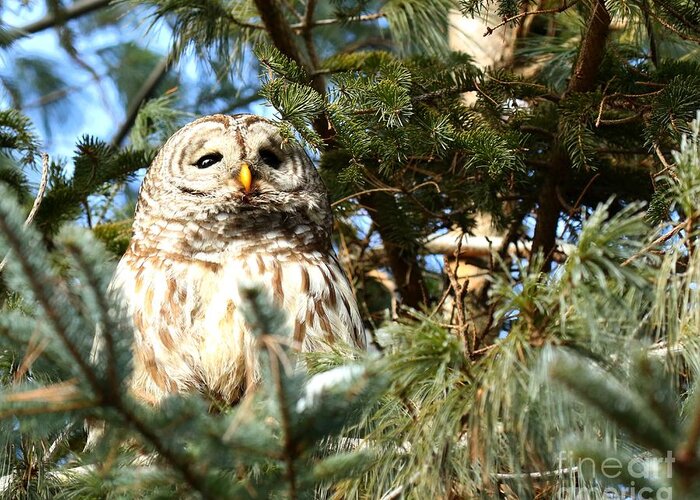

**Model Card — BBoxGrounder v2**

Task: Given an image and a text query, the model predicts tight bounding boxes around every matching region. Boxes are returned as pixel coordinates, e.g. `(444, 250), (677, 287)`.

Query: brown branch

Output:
(678, 402), (700, 466)
(531, 168), (563, 266)
(252, 0), (329, 141)
(255, 0), (307, 62)
(642, 0), (659, 66)
(253, 0), (427, 310)
(645, 8), (700, 43)
(6, 0), (113, 42)
(567, 0), (612, 94)
(253, 0), (313, 81)
(650, 0), (700, 38)
(484, 0), (580, 36)
(365, 194), (427, 309)
(532, 0), (611, 268)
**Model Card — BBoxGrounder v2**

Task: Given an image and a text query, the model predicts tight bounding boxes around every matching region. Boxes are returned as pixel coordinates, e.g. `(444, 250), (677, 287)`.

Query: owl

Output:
(110, 114), (365, 405)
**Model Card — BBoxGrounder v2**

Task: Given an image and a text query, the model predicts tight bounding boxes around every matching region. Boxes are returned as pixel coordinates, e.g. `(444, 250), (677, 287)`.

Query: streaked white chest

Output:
(111, 249), (361, 403)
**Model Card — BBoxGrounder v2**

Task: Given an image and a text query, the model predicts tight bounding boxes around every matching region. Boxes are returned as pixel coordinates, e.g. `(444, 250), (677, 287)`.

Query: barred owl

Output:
(111, 114), (365, 405)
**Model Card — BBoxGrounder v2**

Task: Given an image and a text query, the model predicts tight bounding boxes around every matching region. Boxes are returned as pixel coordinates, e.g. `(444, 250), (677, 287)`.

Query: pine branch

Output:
(268, 343), (298, 499)
(60, 240), (120, 394)
(0, 191), (101, 395)
(252, 0), (428, 309)
(645, 7), (700, 43)
(253, 0), (323, 93)
(111, 402), (214, 496)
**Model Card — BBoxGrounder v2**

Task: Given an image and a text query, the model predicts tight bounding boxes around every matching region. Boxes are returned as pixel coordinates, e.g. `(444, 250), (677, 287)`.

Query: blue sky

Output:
(2, 1), (273, 166)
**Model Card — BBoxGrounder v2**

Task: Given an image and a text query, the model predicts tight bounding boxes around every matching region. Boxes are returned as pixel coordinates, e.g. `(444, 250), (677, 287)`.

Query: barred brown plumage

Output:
(106, 114), (366, 405)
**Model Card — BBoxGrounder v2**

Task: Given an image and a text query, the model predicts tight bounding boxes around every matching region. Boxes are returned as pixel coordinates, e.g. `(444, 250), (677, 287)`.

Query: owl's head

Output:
(136, 114), (331, 239)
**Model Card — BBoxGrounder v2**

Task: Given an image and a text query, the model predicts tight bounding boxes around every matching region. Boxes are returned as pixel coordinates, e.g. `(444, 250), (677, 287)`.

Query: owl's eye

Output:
(259, 148), (282, 169)
(193, 152), (223, 169)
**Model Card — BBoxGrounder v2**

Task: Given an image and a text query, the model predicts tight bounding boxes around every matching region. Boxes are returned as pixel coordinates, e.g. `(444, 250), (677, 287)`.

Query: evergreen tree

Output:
(1, 0), (700, 497)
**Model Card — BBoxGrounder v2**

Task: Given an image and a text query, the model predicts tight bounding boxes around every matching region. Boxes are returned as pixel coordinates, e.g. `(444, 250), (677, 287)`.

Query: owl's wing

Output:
(289, 255), (366, 352)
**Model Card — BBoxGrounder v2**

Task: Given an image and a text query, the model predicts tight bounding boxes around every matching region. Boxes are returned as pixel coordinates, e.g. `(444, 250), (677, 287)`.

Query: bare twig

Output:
(444, 233), (469, 345)
(495, 466), (578, 480)
(0, 153), (50, 274)
(25, 154), (51, 228)
(595, 89), (661, 127)
(569, 173), (600, 215)
(331, 181), (440, 207)
(597, 113), (643, 126)
(473, 80), (500, 108)
(642, 7), (700, 43)
(291, 12), (385, 31)
(622, 221), (686, 266)
(6, 0), (113, 42)
(111, 53), (173, 147)
(653, 143), (675, 173)
(379, 470), (422, 500)
(332, 187), (402, 207)
(24, 73), (106, 108)
(14, 333), (50, 382)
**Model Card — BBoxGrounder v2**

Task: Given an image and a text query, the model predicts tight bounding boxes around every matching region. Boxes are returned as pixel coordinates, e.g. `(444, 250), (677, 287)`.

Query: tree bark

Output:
(532, 0), (611, 268)
(251, 0), (325, 97)
(364, 193), (427, 308)
(252, 0), (427, 310)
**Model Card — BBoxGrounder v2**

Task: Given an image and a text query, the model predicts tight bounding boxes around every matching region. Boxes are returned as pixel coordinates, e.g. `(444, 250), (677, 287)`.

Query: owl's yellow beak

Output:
(239, 162), (253, 193)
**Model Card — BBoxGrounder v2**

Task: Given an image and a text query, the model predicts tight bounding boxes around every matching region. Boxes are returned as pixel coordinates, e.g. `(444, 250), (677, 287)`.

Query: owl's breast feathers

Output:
(112, 229), (365, 404)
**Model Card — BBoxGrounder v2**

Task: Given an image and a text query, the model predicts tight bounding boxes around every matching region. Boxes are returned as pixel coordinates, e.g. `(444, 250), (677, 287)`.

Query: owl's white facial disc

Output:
(130, 115), (333, 257)
(155, 115), (323, 205)
(137, 114), (331, 224)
